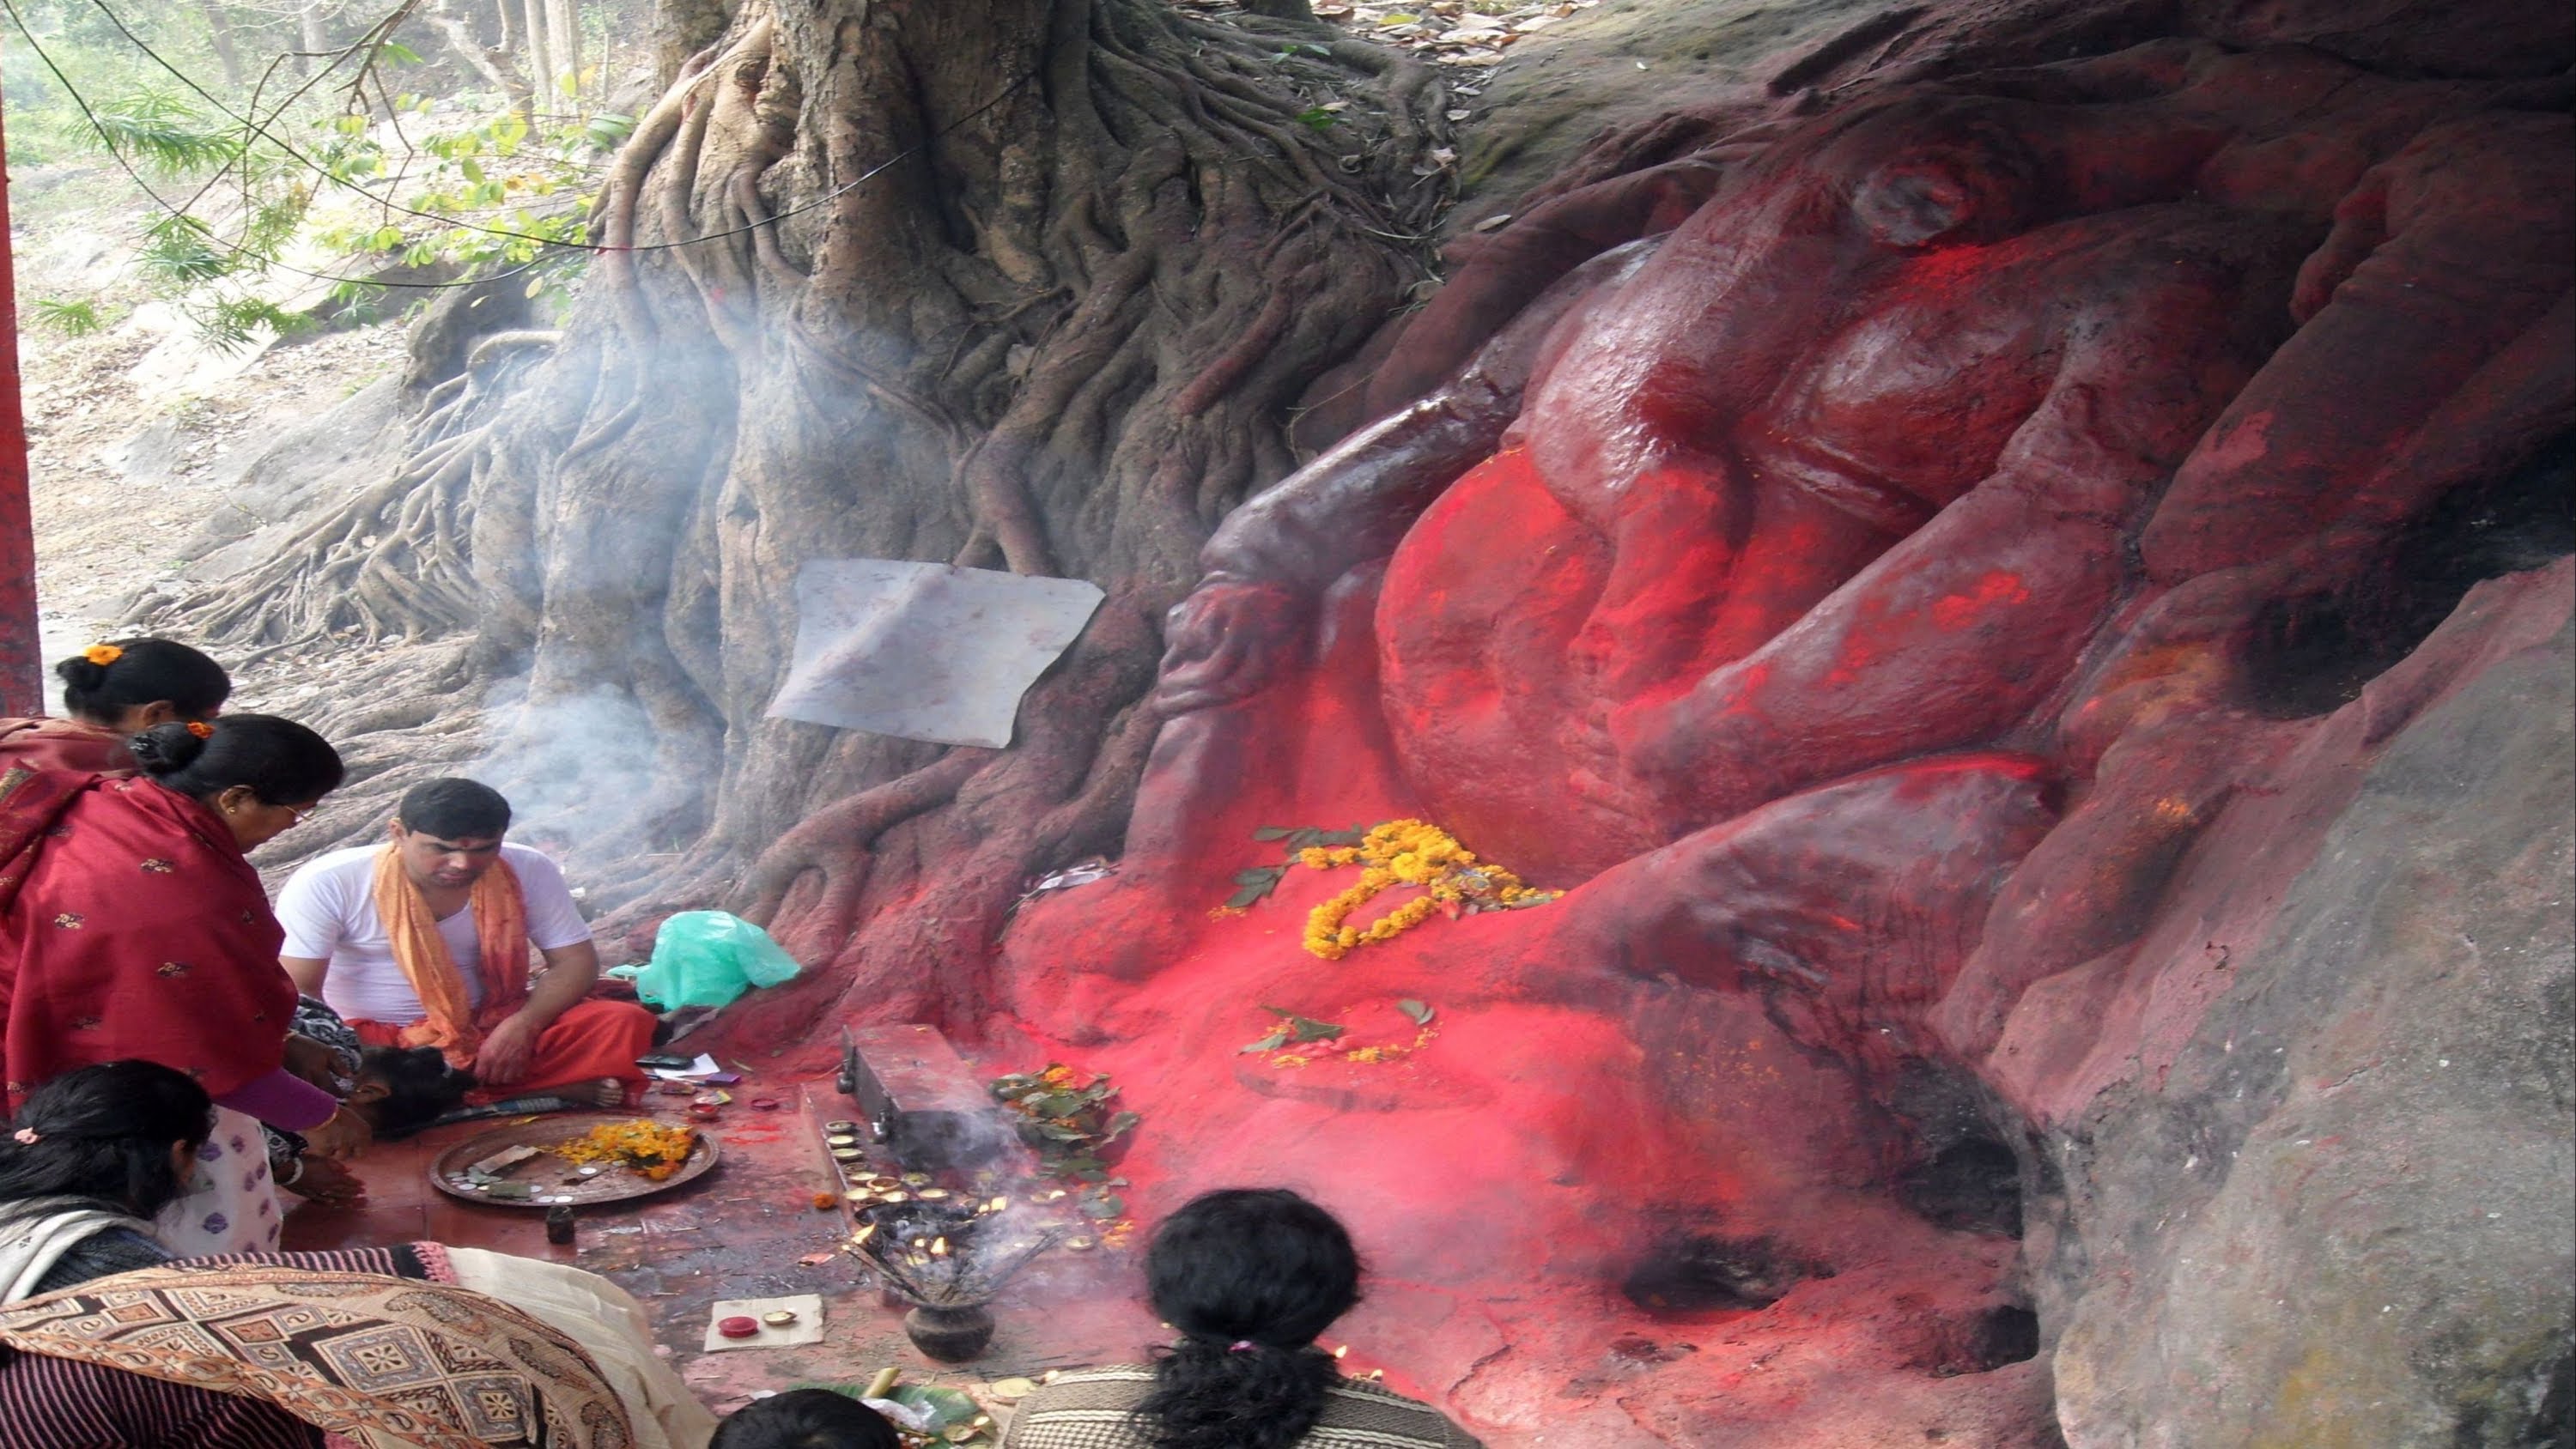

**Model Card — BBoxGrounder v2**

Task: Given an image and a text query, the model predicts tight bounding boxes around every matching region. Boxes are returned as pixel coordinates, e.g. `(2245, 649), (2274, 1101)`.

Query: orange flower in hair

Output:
(186, 721), (216, 739)
(82, 644), (123, 666)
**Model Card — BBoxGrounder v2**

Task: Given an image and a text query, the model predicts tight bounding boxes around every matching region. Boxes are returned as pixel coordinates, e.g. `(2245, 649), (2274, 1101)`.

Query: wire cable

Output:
(2, 0), (1037, 288)
(77, 0), (1037, 259)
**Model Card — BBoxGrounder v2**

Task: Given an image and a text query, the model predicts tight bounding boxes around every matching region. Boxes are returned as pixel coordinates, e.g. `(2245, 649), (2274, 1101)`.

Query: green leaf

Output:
(376, 40), (425, 65)
(888, 1384), (981, 1428)
(1252, 827), (1298, 842)
(1224, 865), (1287, 910)
(1257, 1006), (1346, 1043)
(1398, 998), (1435, 1026)
(1081, 1194), (1127, 1218)
(1240, 1029), (1291, 1054)
(1297, 106), (1339, 130)
(28, 298), (106, 336)
(459, 156), (485, 184)
(1101, 1110), (1141, 1143)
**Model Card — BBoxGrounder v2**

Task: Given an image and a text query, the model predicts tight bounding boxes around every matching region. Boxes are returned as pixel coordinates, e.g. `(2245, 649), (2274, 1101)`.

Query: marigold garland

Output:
(1295, 818), (1552, 961)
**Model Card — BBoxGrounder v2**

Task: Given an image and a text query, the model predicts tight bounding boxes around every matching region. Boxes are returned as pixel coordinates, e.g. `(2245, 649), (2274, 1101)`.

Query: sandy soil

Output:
(13, 159), (409, 680)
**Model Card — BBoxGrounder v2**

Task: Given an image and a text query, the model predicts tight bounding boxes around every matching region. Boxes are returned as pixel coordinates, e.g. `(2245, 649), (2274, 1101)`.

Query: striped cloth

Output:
(1000, 1363), (1485, 1449)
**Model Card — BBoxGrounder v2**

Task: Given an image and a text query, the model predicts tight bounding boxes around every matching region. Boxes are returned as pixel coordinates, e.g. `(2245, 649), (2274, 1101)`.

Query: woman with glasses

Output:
(0, 716), (368, 1254)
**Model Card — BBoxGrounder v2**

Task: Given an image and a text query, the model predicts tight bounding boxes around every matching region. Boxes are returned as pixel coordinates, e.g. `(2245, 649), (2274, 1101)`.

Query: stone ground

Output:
(280, 1073), (1163, 1438)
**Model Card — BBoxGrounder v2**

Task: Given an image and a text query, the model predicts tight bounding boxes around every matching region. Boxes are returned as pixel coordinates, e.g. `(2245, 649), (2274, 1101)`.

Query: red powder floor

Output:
(282, 1073), (1157, 1418)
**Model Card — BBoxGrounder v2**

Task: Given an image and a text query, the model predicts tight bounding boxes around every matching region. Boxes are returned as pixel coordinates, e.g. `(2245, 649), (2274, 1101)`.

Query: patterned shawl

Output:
(0, 1262), (636, 1449)
(0, 767), (295, 1103)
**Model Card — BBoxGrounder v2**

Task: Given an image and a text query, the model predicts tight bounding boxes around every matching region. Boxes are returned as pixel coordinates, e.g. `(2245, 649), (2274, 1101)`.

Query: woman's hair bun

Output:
(125, 720), (211, 775)
(52, 656), (110, 693)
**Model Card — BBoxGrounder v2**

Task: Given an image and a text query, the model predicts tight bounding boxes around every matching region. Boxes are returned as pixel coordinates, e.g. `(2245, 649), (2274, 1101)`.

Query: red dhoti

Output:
(354, 997), (657, 1105)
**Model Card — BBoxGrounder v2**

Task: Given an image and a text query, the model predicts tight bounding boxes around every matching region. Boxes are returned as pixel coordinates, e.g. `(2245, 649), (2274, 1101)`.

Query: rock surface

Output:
(2040, 567), (2574, 1446)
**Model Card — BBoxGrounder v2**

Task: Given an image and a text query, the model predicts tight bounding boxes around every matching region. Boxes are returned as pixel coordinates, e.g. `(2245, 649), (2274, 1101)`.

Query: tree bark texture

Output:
(545, 0), (582, 99)
(199, 1), (246, 90)
(520, 0), (556, 111)
(427, 0), (537, 120)
(155, 0), (1452, 1028)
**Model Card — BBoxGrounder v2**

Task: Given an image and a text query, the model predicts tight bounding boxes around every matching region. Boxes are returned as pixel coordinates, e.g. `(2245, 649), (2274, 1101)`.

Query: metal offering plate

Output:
(429, 1112), (721, 1209)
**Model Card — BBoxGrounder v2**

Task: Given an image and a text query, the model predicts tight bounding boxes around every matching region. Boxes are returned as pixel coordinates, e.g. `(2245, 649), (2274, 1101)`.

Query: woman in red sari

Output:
(0, 640), (231, 775)
(0, 716), (364, 1255)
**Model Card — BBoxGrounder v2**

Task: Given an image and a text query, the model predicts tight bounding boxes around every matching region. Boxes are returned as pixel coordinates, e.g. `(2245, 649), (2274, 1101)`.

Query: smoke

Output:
(465, 679), (676, 870)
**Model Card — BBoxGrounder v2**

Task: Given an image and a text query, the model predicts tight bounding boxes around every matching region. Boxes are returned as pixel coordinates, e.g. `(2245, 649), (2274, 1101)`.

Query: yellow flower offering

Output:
(1294, 818), (1554, 961)
(551, 1119), (699, 1180)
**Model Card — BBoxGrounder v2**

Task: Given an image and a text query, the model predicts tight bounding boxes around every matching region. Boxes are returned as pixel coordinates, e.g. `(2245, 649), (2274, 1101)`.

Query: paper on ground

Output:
(702, 1294), (825, 1351)
(767, 560), (1106, 749)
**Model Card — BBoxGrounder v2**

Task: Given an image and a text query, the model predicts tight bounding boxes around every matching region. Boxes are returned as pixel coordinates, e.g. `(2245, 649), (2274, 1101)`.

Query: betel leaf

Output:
(1224, 864), (1288, 910)
(1252, 827), (1299, 841)
(1102, 1110), (1141, 1143)
(1398, 998), (1435, 1026)
(1259, 1005), (1344, 1043)
(1240, 1029), (1291, 1054)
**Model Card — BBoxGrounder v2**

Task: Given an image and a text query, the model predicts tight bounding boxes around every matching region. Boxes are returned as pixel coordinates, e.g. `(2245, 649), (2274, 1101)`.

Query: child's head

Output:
(711, 1389), (902, 1449)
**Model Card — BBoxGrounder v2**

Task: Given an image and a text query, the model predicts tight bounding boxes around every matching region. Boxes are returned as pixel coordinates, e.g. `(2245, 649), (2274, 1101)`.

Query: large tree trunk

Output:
(545, 0), (582, 100)
(426, 0), (537, 123)
(199, 2), (246, 90)
(520, 0), (556, 112)
(157, 0), (1449, 1028)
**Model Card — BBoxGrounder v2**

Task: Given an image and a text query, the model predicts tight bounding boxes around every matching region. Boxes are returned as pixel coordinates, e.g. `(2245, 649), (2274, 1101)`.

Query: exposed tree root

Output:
(144, 0), (1457, 1026)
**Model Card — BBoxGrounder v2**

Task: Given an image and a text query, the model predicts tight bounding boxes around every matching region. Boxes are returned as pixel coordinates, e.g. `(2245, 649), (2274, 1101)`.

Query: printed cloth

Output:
(155, 1107), (283, 1257)
(0, 768), (294, 1104)
(0, 718), (131, 774)
(0, 1259), (637, 1449)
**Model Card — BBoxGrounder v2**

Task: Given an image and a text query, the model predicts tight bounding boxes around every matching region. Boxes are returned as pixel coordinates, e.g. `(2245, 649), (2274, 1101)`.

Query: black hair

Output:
(0, 1061), (216, 1218)
(398, 777), (512, 840)
(1134, 1188), (1363, 1449)
(710, 1389), (902, 1449)
(126, 714), (344, 807)
(357, 1046), (477, 1139)
(53, 638), (230, 725)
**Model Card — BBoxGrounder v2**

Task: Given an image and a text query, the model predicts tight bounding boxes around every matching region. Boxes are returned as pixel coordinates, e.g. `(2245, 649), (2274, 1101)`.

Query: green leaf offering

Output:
(1259, 1005), (1345, 1043)
(1398, 998), (1436, 1026)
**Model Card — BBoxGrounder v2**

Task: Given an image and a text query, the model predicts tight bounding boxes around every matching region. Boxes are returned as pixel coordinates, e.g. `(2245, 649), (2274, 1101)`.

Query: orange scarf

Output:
(370, 846), (530, 1069)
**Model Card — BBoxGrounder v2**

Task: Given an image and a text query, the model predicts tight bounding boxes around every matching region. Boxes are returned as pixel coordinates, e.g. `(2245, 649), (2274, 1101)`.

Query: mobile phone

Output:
(636, 1052), (696, 1070)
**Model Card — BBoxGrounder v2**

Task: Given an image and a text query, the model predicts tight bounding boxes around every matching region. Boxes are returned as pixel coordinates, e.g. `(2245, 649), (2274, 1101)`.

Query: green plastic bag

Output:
(617, 910), (802, 1010)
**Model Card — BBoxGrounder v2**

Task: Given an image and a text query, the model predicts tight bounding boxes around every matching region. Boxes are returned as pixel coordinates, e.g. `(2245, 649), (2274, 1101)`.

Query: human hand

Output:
(473, 1015), (540, 1088)
(283, 1033), (355, 1092)
(1150, 579), (1309, 715)
(301, 1106), (373, 1161)
(284, 1154), (367, 1207)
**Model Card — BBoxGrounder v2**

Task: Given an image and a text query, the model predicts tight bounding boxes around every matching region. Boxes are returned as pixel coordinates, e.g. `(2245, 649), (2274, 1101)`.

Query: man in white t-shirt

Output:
(277, 778), (655, 1105)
